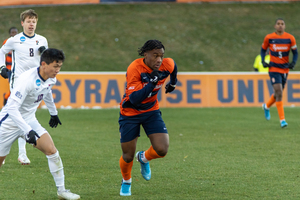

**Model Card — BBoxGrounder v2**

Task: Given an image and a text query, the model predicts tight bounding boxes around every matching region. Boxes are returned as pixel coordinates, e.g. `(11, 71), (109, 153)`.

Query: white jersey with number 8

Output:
(0, 32), (48, 88)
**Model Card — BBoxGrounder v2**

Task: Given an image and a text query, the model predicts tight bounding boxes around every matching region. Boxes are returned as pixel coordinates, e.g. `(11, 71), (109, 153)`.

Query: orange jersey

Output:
(262, 32), (297, 74)
(2, 38), (12, 70)
(120, 57), (176, 116)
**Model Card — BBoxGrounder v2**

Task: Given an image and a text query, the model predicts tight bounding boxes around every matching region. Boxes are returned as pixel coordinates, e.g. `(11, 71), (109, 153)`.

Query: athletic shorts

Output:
(0, 119), (47, 156)
(269, 72), (288, 89)
(118, 110), (168, 143)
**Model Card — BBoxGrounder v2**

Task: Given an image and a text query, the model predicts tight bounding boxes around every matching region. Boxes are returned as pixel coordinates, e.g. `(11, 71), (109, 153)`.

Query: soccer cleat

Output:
(2, 159), (5, 165)
(57, 189), (80, 200)
(120, 181), (131, 196)
(136, 151), (151, 181)
(280, 120), (288, 128)
(262, 103), (270, 120)
(18, 154), (30, 165)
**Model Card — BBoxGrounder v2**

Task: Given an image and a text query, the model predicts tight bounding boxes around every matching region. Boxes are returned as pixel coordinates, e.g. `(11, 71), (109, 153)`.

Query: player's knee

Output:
(44, 146), (57, 156)
(122, 154), (134, 163)
(275, 92), (282, 100)
(155, 146), (169, 157)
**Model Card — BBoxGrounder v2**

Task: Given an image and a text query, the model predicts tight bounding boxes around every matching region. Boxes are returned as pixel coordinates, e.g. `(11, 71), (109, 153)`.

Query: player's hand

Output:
(165, 82), (176, 94)
(25, 130), (40, 146)
(0, 66), (9, 79)
(38, 46), (46, 55)
(49, 115), (62, 128)
(288, 61), (296, 70)
(149, 70), (162, 85)
(262, 61), (270, 68)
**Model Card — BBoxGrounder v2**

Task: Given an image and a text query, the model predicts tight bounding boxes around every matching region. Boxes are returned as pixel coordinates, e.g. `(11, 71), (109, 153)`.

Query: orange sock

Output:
(266, 94), (276, 109)
(119, 156), (133, 181)
(275, 101), (285, 121)
(145, 146), (164, 161)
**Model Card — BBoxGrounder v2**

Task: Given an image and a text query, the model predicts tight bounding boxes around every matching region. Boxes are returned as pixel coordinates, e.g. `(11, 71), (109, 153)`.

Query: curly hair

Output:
(138, 40), (165, 56)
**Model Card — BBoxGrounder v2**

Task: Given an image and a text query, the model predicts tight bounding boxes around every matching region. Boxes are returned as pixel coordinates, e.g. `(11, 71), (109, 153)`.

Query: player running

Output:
(0, 9), (48, 165)
(118, 39), (178, 196)
(0, 48), (80, 200)
(261, 18), (298, 128)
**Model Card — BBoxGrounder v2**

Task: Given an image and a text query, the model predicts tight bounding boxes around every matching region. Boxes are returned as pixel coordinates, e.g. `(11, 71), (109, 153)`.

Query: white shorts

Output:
(0, 119), (47, 156)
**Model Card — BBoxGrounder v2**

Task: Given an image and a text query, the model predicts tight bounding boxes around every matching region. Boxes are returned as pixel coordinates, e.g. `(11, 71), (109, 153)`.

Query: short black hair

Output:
(138, 40), (165, 56)
(275, 18), (284, 24)
(40, 48), (65, 65)
(9, 27), (18, 34)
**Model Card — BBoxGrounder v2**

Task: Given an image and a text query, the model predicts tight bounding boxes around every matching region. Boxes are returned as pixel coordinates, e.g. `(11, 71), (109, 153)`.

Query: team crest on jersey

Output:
(36, 79), (41, 86)
(20, 36), (26, 42)
(36, 40), (39, 45)
(15, 91), (22, 99)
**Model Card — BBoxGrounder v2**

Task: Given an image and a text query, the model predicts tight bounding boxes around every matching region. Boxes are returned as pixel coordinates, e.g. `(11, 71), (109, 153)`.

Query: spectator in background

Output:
(0, 9), (48, 165)
(253, 48), (270, 73)
(2, 27), (18, 106)
(261, 18), (298, 128)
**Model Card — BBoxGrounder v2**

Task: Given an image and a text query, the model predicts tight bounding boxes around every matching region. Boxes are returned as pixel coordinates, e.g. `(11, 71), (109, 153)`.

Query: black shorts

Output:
(118, 110), (168, 143)
(269, 72), (288, 89)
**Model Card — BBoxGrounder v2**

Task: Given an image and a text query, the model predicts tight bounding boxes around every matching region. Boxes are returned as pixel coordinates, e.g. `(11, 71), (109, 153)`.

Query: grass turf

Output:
(0, 107), (300, 199)
(0, 2), (300, 72)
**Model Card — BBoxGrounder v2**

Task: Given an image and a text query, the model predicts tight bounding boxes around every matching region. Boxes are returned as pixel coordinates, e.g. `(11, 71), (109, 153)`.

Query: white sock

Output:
(141, 151), (149, 163)
(18, 137), (27, 156)
(46, 151), (65, 192)
(264, 104), (269, 110)
(123, 178), (132, 183)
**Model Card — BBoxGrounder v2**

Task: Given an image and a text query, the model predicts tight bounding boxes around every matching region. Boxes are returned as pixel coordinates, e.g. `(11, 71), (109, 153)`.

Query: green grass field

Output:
(1, 2), (300, 72)
(0, 107), (300, 199)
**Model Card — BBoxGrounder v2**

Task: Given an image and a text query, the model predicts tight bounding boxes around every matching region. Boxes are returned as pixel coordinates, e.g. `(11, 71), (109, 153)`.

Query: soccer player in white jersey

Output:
(0, 9), (48, 165)
(0, 48), (80, 200)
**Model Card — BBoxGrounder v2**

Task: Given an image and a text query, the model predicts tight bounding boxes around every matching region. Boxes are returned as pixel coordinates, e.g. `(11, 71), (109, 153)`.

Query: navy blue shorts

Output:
(118, 110), (168, 143)
(269, 72), (288, 89)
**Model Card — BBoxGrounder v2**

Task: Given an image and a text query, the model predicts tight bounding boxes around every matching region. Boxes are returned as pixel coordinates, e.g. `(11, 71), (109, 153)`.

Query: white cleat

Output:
(2, 159), (5, 165)
(18, 154), (30, 165)
(57, 189), (80, 200)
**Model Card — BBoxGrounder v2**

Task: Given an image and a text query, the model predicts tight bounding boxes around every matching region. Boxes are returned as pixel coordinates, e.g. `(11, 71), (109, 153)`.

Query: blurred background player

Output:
(118, 39), (177, 196)
(1, 27), (18, 165)
(261, 18), (298, 128)
(253, 48), (270, 73)
(0, 9), (48, 165)
(2, 27), (18, 106)
(0, 48), (80, 200)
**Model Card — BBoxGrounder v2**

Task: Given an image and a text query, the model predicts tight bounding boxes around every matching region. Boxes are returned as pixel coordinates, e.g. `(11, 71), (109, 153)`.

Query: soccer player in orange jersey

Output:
(118, 40), (177, 196)
(2, 27), (18, 106)
(261, 18), (298, 128)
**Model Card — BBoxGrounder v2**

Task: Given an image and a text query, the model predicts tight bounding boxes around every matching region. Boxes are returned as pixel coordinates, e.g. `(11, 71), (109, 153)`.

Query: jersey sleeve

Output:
(10, 76), (31, 105)
(41, 36), (49, 49)
(261, 35), (269, 50)
(170, 60), (177, 85)
(2, 38), (8, 46)
(5, 98), (32, 134)
(290, 35), (297, 50)
(43, 90), (58, 115)
(0, 38), (14, 66)
(126, 65), (155, 105)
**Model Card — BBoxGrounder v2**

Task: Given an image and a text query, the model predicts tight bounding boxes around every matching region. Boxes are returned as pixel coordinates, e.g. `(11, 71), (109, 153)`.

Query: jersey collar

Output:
(22, 32), (35, 39)
(37, 67), (46, 82)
